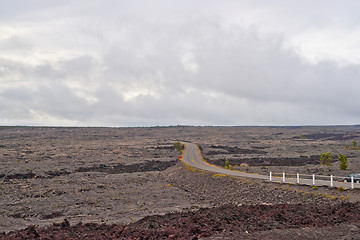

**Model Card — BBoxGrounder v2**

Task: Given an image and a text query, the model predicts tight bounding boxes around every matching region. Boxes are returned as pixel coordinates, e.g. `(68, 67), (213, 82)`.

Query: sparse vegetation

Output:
(174, 141), (183, 151)
(212, 174), (226, 178)
(320, 152), (333, 166)
(341, 195), (349, 201)
(338, 153), (348, 170)
(2, 126), (360, 238)
(345, 140), (359, 150)
(224, 158), (230, 169)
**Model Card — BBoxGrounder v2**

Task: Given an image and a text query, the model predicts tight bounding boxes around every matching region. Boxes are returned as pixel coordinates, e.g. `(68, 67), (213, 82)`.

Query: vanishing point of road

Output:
(183, 142), (360, 189)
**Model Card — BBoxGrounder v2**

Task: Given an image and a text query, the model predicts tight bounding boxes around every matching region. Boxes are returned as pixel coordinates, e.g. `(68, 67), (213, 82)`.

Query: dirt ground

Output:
(1, 126), (360, 239)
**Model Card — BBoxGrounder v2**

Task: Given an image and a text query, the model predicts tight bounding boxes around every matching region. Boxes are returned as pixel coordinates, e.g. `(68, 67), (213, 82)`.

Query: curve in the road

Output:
(182, 142), (359, 189)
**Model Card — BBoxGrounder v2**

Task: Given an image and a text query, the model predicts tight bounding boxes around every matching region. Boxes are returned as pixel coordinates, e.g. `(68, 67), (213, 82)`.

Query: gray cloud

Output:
(0, 1), (359, 126)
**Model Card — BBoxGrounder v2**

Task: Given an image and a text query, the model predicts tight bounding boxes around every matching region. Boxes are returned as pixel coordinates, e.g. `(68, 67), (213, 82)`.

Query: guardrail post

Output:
(282, 172), (285, 183)
(351, 176), (354, 189)
(312, 174), (315, 186)
(269, 172), (272, 181)
(330, 175), (333, 188)
(297, 173), (300, 184)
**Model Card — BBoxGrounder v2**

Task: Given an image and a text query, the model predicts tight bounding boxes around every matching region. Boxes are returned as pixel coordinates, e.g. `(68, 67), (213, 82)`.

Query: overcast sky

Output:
(1, 0), (360, 126)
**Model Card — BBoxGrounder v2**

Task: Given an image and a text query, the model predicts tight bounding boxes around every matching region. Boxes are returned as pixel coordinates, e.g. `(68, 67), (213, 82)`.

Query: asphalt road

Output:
(183, 142), (360, 189)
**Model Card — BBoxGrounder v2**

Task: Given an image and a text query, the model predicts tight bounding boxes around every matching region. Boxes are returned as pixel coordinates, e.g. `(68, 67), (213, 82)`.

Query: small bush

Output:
(338, 153), (347, 170)
(352, 140), (358, 149)
(224, 159), (230, 169)
(341, 195), (349, 201)
(174, 142), (183, 151)
(320, 152), (333, 166)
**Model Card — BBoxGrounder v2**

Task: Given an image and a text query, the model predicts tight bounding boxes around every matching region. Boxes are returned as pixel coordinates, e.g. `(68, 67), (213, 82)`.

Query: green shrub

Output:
(173, 142), (183, 151)
(338, 153), (347, 170)
(225, 159), (230, 169)
(352, 140), (358, 150)
(320, 152), (333, 166)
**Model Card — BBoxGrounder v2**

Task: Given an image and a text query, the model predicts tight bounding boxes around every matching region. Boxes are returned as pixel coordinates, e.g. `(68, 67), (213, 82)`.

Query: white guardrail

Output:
(269, 172), (359, 189)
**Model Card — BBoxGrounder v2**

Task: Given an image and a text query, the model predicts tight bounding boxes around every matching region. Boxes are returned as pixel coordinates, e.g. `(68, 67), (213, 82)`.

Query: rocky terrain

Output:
(2, 202), (360, 239)
(1, 126), (360, 239)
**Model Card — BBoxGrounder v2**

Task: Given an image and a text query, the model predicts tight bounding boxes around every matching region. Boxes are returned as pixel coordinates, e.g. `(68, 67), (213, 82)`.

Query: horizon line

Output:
(1, 124), (360, 129)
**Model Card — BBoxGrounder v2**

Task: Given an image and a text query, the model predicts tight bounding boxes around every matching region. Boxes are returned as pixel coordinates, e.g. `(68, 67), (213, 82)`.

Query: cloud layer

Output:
(1, 1), (360, 126)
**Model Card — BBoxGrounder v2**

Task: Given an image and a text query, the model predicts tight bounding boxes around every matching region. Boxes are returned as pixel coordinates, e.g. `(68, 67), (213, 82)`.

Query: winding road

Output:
(183, 142), (360, 189)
